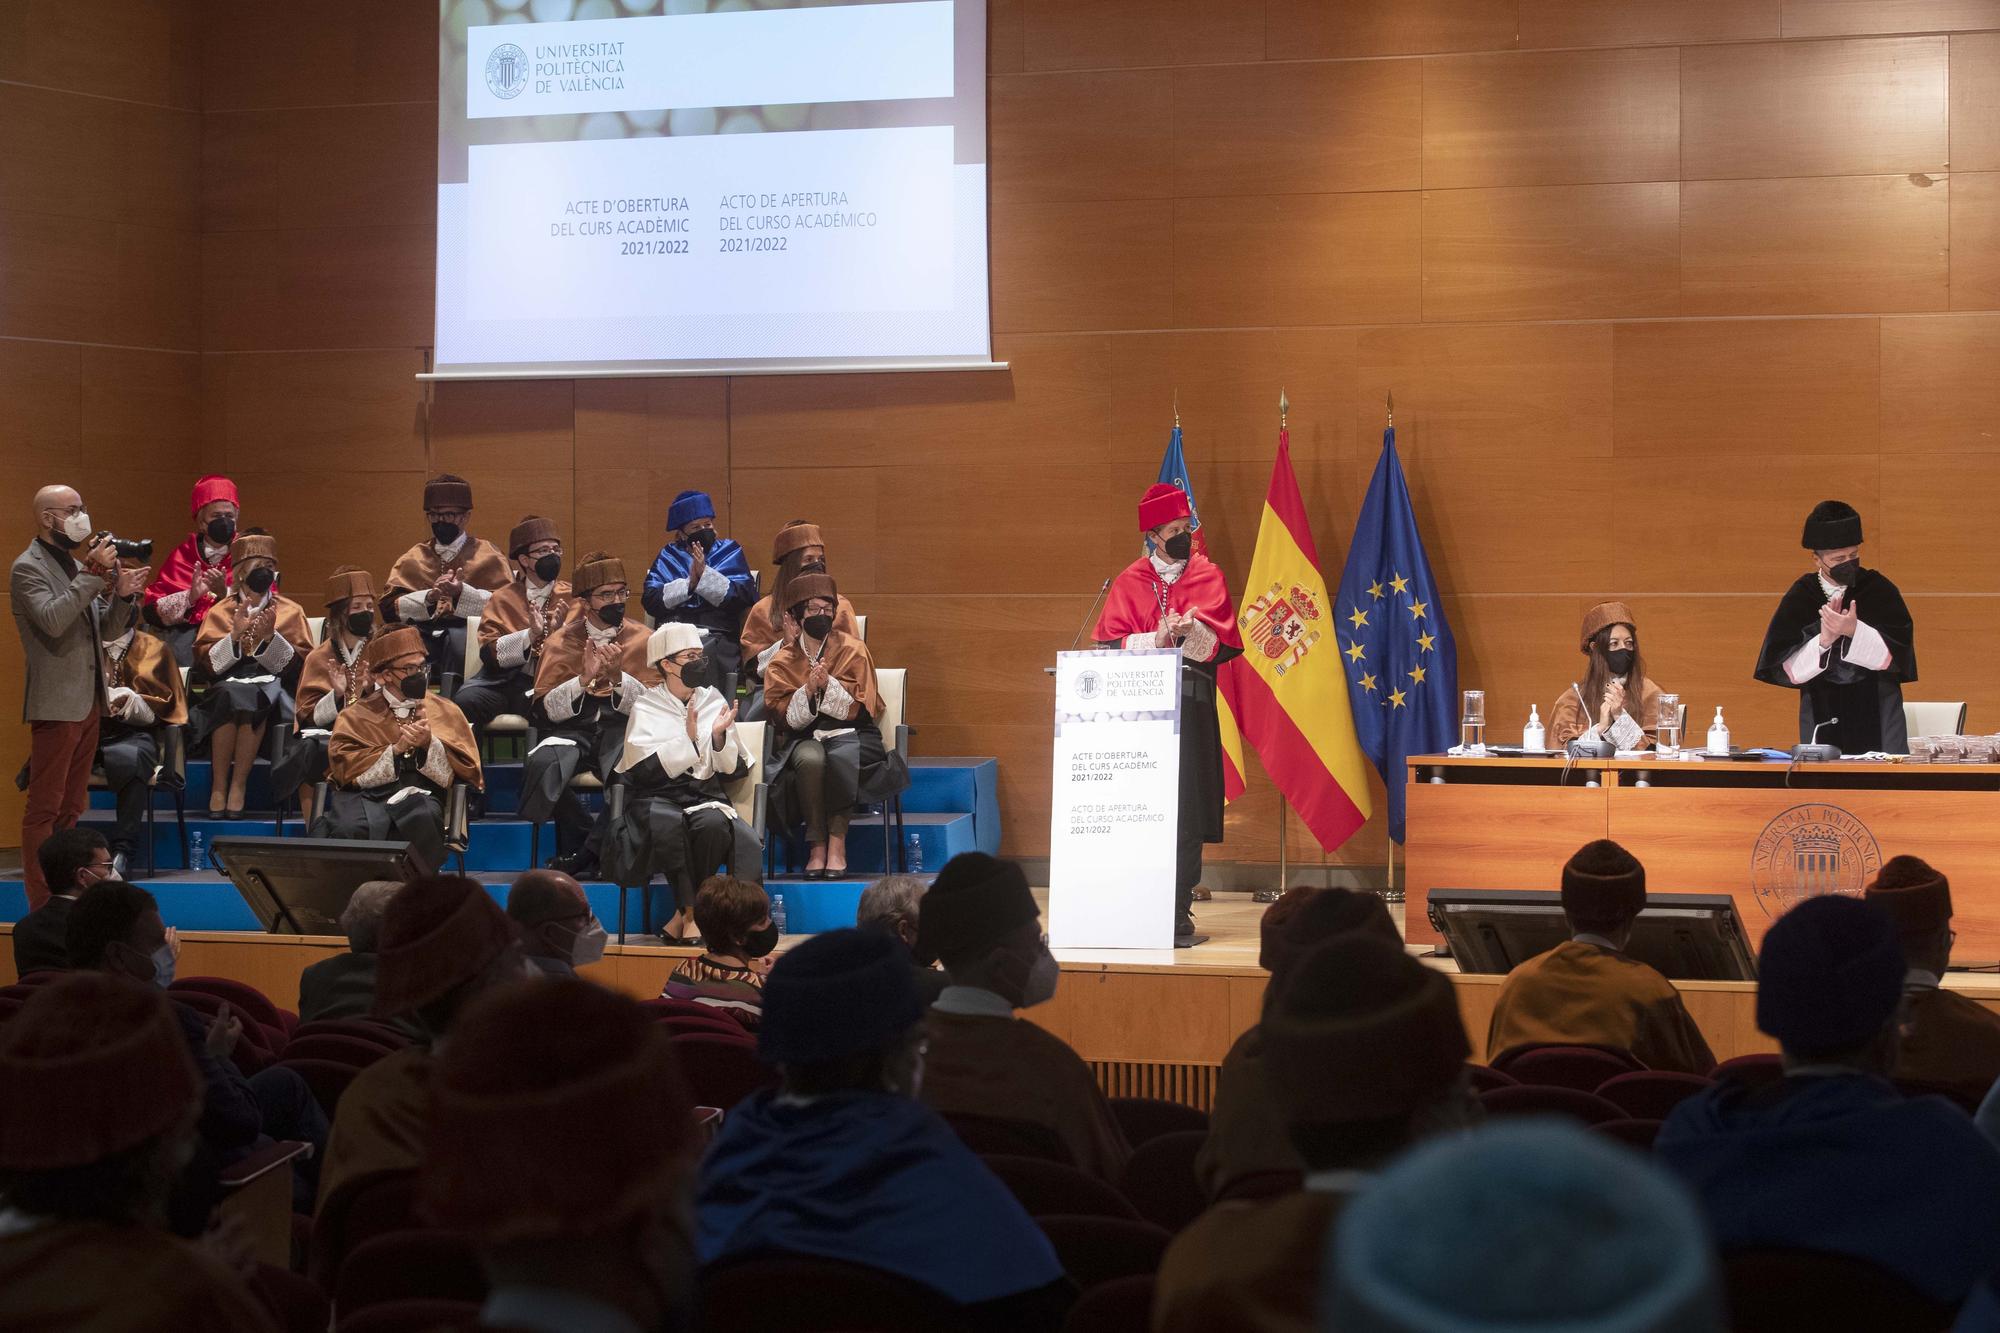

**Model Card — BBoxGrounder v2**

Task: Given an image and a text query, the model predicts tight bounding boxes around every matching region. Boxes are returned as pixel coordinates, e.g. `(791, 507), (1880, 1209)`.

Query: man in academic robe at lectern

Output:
(1094, 483), (1242, 945)
(1754, 500), (1916, 755)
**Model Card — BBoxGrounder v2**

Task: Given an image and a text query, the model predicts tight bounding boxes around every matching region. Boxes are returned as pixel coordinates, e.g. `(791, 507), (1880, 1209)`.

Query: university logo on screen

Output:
(1749, 803), (1882, 915)
(484, 43), (529, 100)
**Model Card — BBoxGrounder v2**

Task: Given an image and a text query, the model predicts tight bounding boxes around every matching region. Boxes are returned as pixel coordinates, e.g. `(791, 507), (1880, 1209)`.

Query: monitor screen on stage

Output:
(1428, 890), (1758, 982)
(433, 0), (991, 379)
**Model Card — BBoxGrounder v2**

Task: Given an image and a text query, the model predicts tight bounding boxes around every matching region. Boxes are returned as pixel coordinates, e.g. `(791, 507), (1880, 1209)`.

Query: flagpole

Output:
(1260, 384), (1293, 907)
(1381, 392), (1405, 907)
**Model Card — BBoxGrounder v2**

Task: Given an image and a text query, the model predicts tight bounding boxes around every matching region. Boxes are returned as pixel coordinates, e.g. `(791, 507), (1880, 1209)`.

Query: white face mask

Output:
(567, 920), (609, 967)
(59, 510), (92, 544)
(1022, 947), (1060, 1008)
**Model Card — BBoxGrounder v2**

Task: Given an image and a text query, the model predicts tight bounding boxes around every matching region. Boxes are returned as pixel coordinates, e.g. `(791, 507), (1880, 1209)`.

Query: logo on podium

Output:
(1750, 803), (1882, 914)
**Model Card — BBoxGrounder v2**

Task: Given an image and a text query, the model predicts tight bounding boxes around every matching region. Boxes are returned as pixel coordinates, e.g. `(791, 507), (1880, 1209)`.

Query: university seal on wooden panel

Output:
(1749, 804), (1882, 915)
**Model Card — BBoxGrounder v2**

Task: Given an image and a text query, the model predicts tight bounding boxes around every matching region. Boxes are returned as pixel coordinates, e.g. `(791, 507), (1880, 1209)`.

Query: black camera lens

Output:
(110, 536), (153, 561)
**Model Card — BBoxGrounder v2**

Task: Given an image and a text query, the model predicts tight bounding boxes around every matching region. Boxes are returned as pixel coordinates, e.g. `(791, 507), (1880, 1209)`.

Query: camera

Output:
(92, 532), (154, 562)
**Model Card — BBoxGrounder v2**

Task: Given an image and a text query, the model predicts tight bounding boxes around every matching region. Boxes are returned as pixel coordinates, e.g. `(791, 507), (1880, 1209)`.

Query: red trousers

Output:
(23, 707), (99, 909)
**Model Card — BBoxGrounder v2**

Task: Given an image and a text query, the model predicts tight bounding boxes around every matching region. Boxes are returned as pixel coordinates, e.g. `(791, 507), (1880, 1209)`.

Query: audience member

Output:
(605, 622), (760, 945)
(1657, 893), (2000, 1308)
(11, 827), (113, 976)
(1327, 1122), (1724, 1332)
(95, 602), (186, 875)
(67, 881), (327, 1210)
(508, 869), (604, 978)
(13, 482), (144, 908)
(1156, 934), (1475, 1333)
(1486, 839), (1714, 1073)
(454, 515), (575, 738)
(1196, 887), (1401, 1202)
(856, 873), (947, 1006)
(143, 474), (239, 666)
(0, 974), (279, 1331)
(700, 929), (1071, 1330)
(189, 530), (313, 819)
(1865, 854), (2000, 1104)
(916, 852), (1130, 1180)
(272, 565), (378, 822)
(316, 875), (522, 1211)
(422, 979), (700, 1333)
(295, 880), (401, 1025)
(381, 473), (512, 681)
(642, 490), (758, 684)
(663, 875), (774, 1026)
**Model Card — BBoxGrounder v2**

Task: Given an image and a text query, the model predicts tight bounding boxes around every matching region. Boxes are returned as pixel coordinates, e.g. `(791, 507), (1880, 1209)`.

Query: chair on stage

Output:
(1118, 1130), (1209, 1233)
(979, 1154), (1140, 1221)
(1903, 700), (1968, 740)
(698, 1255), (964, 1333)
(1479, 1085), (1625, 1126)
(1596, 1070), (1713, 1121)
(1489, 1043), (1644, 1092)
(87, 721), (190, 874)
(461, 614), (533, 763)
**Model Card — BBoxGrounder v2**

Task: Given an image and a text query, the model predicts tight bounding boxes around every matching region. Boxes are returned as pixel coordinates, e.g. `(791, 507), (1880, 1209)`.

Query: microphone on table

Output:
(1792, 717), (1841, 764)
(1071, 577), (1114, 651)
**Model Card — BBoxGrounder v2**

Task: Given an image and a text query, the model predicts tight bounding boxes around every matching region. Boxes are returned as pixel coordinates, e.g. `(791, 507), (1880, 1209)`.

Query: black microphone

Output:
(1792, 716), (1841, 763)
(1810, 717), (1840, 746)
(1070, 577), (1113, 651)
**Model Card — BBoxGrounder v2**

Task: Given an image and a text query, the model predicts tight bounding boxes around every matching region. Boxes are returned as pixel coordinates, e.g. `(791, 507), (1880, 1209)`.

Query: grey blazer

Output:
(10, 538), (132, 723)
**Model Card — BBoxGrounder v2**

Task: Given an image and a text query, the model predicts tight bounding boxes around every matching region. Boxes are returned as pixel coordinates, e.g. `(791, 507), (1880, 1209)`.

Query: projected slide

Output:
(435, 0), (990, 378)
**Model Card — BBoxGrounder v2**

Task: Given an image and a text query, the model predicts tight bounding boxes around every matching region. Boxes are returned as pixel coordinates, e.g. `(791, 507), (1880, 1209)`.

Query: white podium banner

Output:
(1048, 648), (1182, 950)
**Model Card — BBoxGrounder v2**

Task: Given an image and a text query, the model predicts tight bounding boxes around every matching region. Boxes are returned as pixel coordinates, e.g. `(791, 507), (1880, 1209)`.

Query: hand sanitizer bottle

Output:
(1706, 707), (1730, 756)
(1523, 706), (1545, 752)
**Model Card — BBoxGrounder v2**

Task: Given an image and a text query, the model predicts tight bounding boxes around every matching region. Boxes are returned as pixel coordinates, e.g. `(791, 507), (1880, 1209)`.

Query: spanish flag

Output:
(1218, 428), (1372, 849)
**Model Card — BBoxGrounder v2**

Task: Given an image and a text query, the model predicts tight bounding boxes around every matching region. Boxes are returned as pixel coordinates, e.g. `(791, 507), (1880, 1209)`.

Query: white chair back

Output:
(1905, 700), (1968, 738)
(307, 616), (325, 645)
(875, 668), (906, 755)
(854, 613), (868, 642)
(726, 721), (767, 826)
(463, 614), (484, 680)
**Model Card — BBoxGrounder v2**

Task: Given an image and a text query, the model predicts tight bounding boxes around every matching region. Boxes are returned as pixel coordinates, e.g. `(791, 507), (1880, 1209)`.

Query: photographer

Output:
(10, 485), (149, 908)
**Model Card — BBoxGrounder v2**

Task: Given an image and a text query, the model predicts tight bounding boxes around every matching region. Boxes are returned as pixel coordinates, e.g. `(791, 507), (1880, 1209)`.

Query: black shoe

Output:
(547, 851), (598, 876)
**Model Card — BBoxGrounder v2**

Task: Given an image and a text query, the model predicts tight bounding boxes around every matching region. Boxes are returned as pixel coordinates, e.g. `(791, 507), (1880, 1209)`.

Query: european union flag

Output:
(1157, 424), (1204, 539)
(1335, 426), (1458, 843)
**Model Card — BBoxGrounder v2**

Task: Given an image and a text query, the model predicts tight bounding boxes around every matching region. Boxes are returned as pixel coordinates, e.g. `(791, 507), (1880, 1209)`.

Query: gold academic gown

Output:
(190, 594), (315, 687)
(764, 629), (883, 728)
(315, 1045), (433, 1214)
(326, 692), (483, 792)
(476, 577), (577, 664)
(108, 629), (189, 726)
(1896, 986), (2000, 1104)
(531, 617), (658, 701)
(921, 1009), (1131, 1183)
(0, 1219), (279, 1332)
(295, 634), (373, 729)
(1486, 940), (1715, 1074)
(1547, 676), (1666, 750)
(1194, 1026), (1303, 1202)
(739, 593), (859, 665)
(1153, 1192), (1346, 1333)
(381, 537), (512, 621)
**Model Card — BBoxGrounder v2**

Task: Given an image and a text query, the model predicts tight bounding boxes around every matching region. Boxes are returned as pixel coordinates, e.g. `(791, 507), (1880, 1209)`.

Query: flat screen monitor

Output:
(209, 837), (426, 937)
(1428, 890), (1757, 982)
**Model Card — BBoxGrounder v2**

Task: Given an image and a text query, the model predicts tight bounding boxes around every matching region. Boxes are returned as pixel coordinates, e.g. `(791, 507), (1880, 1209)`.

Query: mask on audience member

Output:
(677, 654), (713, 690)
(533, 553), (562, 582)
(400, 671), (429, 701)
(556, 919), (608, 967)
(688, 528), (718, 553)
(1603, 648), (1634, 677)
(1162, 531), (1192, 561)
(802, 613), (834, 640)
(598, 602), (626, 628)
(431, 520), (461, 545)
(206, 515), (236, 545)
(243, 566), (276, 596)
(742, 921), (780, 958)
(1827, 558), (1861, 589)
(1022, 947), (1060, 1007)
(345, 610), (375, 636)
(55, 510), (92, 547)
(149, 943), (176, 989)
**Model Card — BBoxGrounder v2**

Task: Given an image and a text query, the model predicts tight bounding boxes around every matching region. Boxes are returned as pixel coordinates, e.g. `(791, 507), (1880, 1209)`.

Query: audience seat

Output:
(250, 1261), (334, 1333)
(10, 971), (61, 987)
(698, 1255), (969, 1333)
(1035, 1215), (1172, 1292)
(1464, 1062), (1519, 1095)
(291, 1019), (412, 1049)
(1723, 1247), (1954, 1333)
(279, 1057), (361, 1114)
(662, 1014), (756, 1041)
(641, 996), (739, 1023)
(980, 1154), (1141, 1221)
(1712, 1053), (1784, 1086)
(1591, 1117), (1666, 1151)
(0, 994), (24, 1024)
(334, 1299), (482, 1333)
(1108, 1096), (1209, 1148)
(1060, 1273), (1154, 1333)
(1213, 1170), (1303, 1205)
(1118, 1131), (1208, 1233)
(168, 989), (280, 1073)
(941, 1111), (1075, 1165)
(282, 1034), (397, 1068)
(309, 1169), (419, 1290)
(171, 975), (295, 1036)
(1892, 1077), (1984, 1116)
(1478, 1085), (1625, 1125)
(671, 1033), (779, 1111)
(334, 1230), (487, 1318)
(1595, 1070), (1714, 1120)
(1489, 1043), (1645, 1091)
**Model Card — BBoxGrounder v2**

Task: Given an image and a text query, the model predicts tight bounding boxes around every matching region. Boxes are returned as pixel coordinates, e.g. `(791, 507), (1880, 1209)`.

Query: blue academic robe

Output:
(1656, 1073), (2000, 1306)
(698, 1090), (1064, 1305)
(642, 537), (757, 654)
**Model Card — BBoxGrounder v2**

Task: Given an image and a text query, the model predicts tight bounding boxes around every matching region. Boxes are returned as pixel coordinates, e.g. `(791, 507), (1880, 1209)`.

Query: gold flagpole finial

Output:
(1173, 387), (1180, 430)
(1386, 390), (1394, 427)
(1279, 388), (1290, 430)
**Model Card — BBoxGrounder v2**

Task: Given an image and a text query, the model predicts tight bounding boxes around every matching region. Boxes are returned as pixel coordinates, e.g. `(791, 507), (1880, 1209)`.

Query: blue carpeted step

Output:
(841, 811), (979, 875)
(903, 758), (1001, 853)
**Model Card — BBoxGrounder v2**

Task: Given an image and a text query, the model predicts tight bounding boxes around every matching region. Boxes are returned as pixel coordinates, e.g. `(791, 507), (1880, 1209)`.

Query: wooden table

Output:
(1403, 754), (2000, 962)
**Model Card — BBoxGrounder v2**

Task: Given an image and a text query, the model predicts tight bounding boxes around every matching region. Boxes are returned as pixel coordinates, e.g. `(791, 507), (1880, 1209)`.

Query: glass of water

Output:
(1656, 693), (1682, 756)
(1460, 690), (1487, 756)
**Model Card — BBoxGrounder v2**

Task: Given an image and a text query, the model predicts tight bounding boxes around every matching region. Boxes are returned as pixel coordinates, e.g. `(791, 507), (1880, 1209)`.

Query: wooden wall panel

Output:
(81, 349), (201, 476)
(1880, 314), (2000, 449)
(200, 350), (427, 475)
(201, 224), (435, 351)
(1263, 0), (1520, 59)
(1420, 182), (1680, 321)
(1021, 0), (1264, 71)
(0, 342), (83, 474)
(991, 200), (1174, 333)
(1421, 48), (1681, 189)
(0, 85), (199, 232)
(200, 0), (435, 111)
(1353, 323), (1615, 461)
(1679, 174), (1950, 314)
(1173, 61), (1422, 197)
(1517, 0), (1781, 49)
(201, 103), (436, 232)
(989, 72), (1173, 204)
(0, 0), (200, 108)
(1879, 454), (2000, 590)
(1781, 1), (2000, 38)
(1952, 172), (2000, 307)
(1954, 34), (2000, 170)
(1174, 192), (1422, 327)
(1682, 37), (1949, 179)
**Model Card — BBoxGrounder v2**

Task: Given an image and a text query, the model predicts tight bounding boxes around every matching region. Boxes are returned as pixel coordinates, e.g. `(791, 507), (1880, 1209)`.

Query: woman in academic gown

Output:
(765, 572), (905, 879)
(1548, 601), (1668, 754)
(738, 520), (858, 720)
(189, 530), (313, 818)
(142, 474), (239, 667)
(272, 566), (378, 822)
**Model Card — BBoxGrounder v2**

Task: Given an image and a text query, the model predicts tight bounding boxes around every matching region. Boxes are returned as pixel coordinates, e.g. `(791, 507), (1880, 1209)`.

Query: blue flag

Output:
(1334, 426), (1458, 844)
(1157, 425), (1203, 538)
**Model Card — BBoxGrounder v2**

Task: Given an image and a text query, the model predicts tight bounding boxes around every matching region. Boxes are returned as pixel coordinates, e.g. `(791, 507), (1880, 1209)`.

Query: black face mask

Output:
(243, 566), (276, 596)
(431, 520), (461, 545)
(687, 528), (717, 553)
(678, 654), (713, 690)
(1162, 531), (1193, 561)
(742, 922), (780, 959)
(345, 609), (375, 636)
(598, 603), (626, 628)
(802, 613), (834, 640)
(1603, 648), (1635, 676)
(205, 516), (236, 545)
(1827, 558), (1861, 589)
(533, 553), (562, 583)
(399, 671), (429, 700)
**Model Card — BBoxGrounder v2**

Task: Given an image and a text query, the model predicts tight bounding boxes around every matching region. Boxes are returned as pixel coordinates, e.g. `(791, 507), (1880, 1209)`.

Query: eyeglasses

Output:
(525, 543), (562, 558)
(425, 509), (470, 523)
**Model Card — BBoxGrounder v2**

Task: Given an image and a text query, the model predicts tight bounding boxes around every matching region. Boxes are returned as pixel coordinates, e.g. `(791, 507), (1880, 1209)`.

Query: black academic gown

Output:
(1754, 569), (1916, 754)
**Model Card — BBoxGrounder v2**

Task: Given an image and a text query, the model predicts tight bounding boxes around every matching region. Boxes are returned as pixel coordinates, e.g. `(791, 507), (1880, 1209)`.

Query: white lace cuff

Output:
(1608, 711), (1646, 752)
(255, 635), (295, 673)
(312, 691), (339, 728)
(208, 635), (239, 673)
(820, 675), (857, 721)
(356, 746), (398, 788)
(1181, 619), (1219, 663)
(455, 584), (491, 617)
(544, 675), (584, 721)
(616, 672), (645, 712)
(1784, 634), (1829, 685)
(654, 577), (690, 609)
(695, 565), (729, 606)
(419, 737), (453, 787)
(1845, 619), (1893, 672)
(1122, 632), (1154, 651)
(396, 591), (434, 622)
(785, 685), (816, 730)
(155, 588), (191, 625)
(495, 627), (531, 670)
(756, 639), (782, 672)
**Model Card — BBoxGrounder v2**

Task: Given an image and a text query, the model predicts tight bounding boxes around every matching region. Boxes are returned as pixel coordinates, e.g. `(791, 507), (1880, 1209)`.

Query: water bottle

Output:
(1522, 705), (1545, 752)
(190, 830), (207, 872)
(769, 892), (787, 937)
(1706, 707), (1731, 757)
(905, 830), (924, 873)
(1656, 692), (1682, 756)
